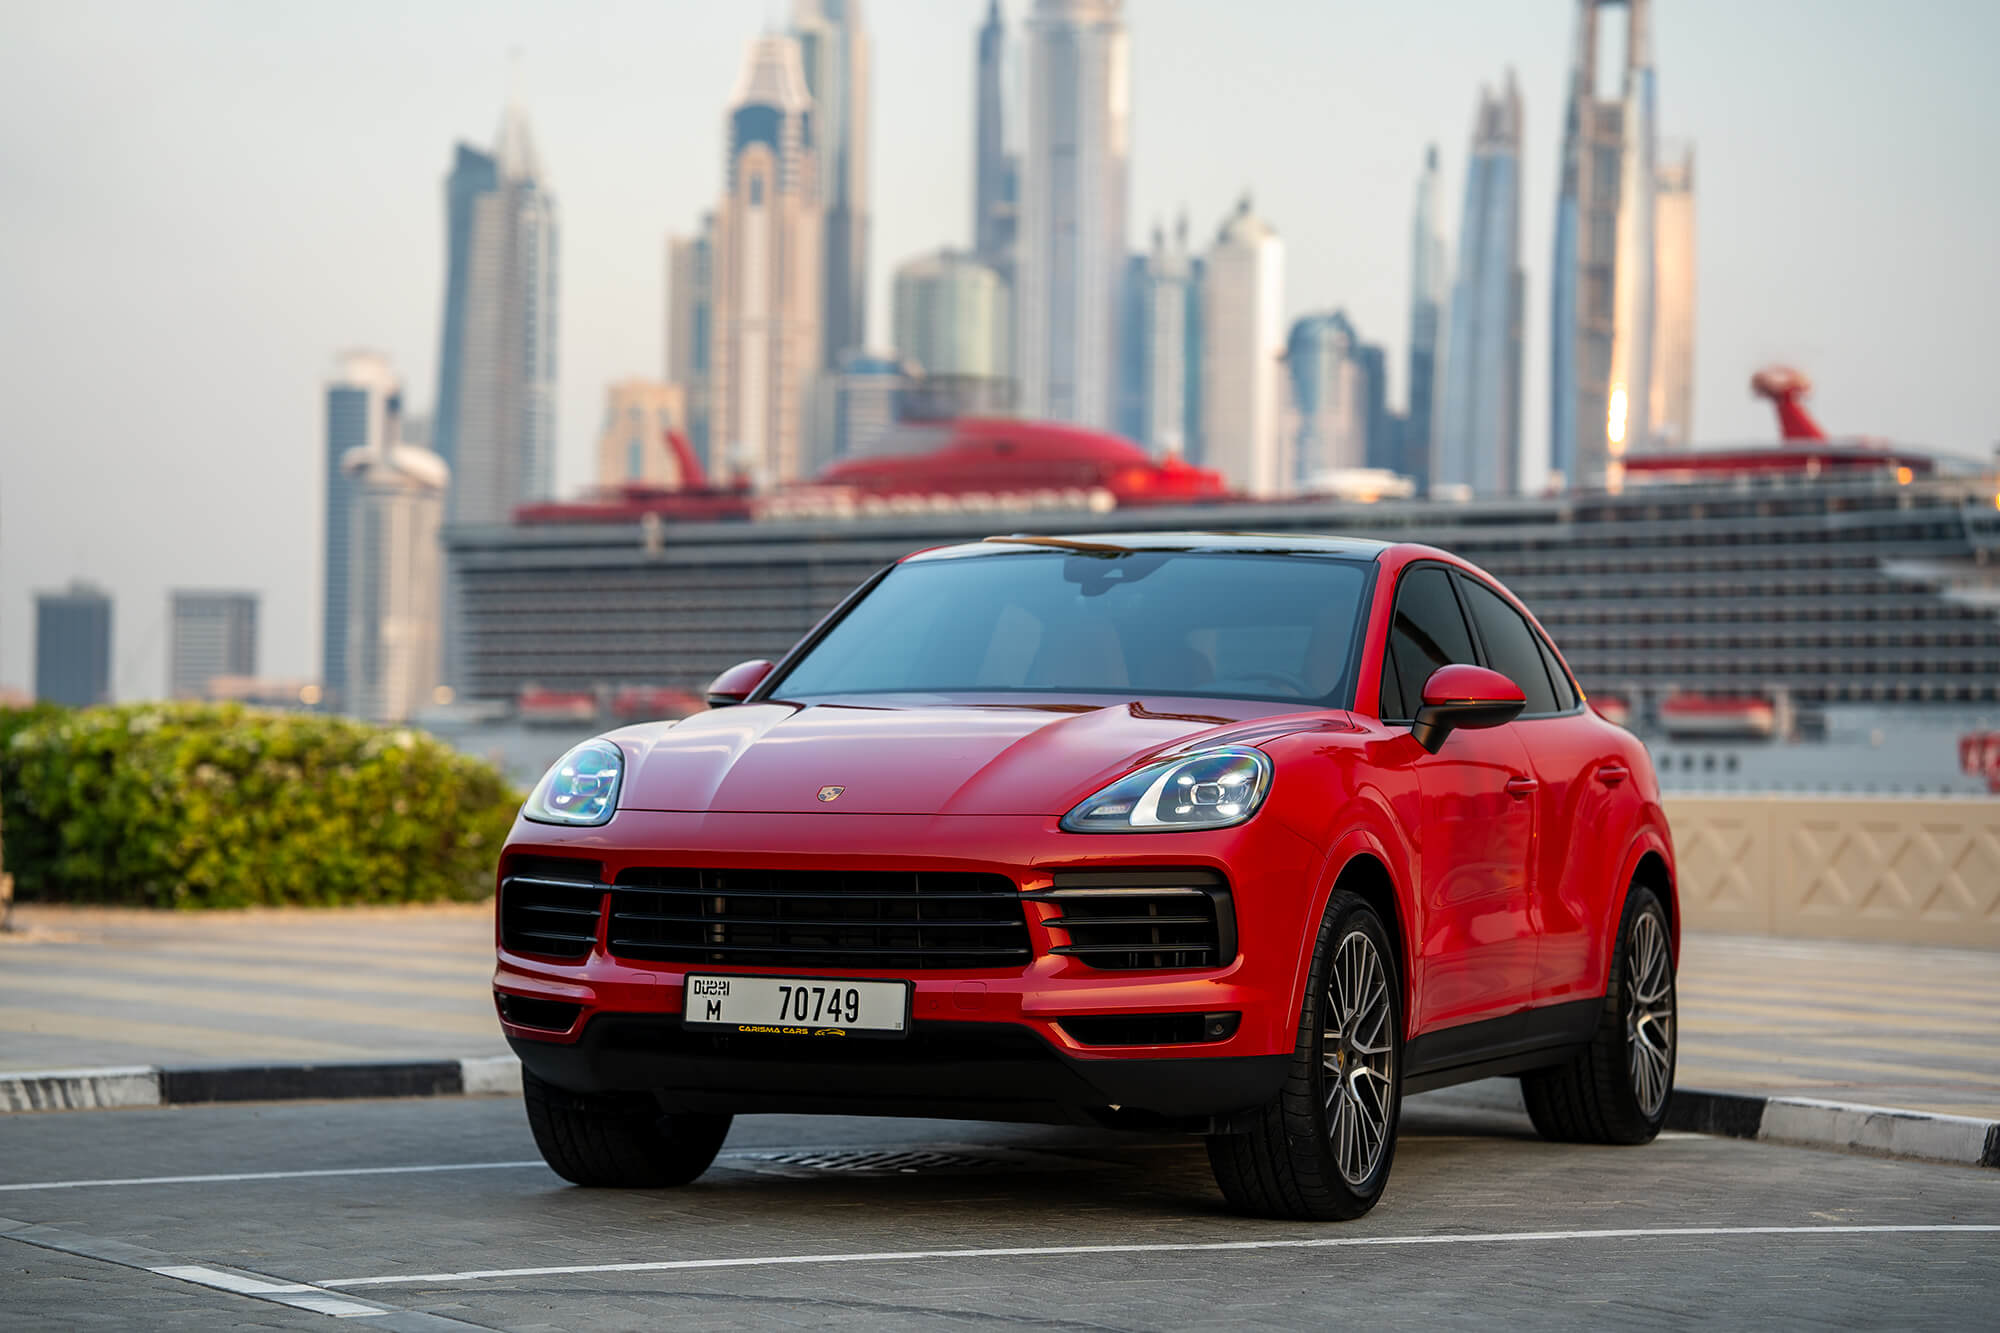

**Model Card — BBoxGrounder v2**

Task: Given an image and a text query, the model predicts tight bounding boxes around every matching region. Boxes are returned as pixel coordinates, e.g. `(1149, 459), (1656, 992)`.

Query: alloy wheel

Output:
(1322, 928), (1395, 1186)
(1625, 911), (1675, 1117)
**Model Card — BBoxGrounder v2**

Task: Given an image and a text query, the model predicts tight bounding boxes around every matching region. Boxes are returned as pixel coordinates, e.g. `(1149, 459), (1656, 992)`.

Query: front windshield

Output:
(772, 549), (1372, 705)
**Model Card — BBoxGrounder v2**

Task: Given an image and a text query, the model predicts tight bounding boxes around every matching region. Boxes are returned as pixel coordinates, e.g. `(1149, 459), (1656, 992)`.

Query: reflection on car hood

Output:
(610, 697), (1349, 816)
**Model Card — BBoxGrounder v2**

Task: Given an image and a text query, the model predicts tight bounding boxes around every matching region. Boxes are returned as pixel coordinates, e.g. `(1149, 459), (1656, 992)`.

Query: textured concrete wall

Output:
(1667, 796), (2000, 949)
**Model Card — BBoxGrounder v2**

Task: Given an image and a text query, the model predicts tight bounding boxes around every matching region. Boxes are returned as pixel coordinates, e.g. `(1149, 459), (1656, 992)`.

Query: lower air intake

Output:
(1030, 869), (1235, 971)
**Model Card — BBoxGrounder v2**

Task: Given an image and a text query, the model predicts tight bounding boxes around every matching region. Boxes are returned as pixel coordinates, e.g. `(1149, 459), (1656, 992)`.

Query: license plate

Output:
(682, 974), (911, 1039)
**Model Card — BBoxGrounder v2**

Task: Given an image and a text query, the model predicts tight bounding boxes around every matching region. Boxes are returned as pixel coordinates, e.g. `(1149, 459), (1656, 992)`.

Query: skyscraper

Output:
(344, 407), (448, 726)
(429, 144), (497, 485)
(665, 216), (715, 468)
(1435, 76), (1525, 498)
(806, 351), (917, 467)
(712, 35), (823, 487)
(1200, 196), (1286, 497)
(1551, 0), (1657, 489)
(1283, 311), (1383, 485)
(891, 249), (1009, 379)
(168, 590), (257, 700)
(595, 379), (690, 488)
(33, 582), (111, 707)
(437, 96), (558, 527)
(973, 0), (1018, 273)
(1017, 0), (1129, 428)
(793, 0), (870, 369)
(1118, 217), (1198, 455)
(323, 350), (400, 708)
(1405, 145), (1447, 493)
(1651, 143), (1696, 448)
(1356, 344), (1395, 473)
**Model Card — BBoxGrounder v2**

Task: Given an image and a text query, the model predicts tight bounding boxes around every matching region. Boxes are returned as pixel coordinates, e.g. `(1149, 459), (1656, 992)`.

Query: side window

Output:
(1459, 578), (1562, 716)
(1379, 566), (1478, 722)
(1535, 631), (1579, 712)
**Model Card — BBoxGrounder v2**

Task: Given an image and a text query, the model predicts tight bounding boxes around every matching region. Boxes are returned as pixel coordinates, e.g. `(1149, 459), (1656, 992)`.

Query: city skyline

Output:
(4, 0), (1996, 693)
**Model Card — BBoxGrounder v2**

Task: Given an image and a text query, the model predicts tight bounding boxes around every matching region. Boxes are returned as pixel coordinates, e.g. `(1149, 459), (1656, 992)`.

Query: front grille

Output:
(606, 868), (1032, 971)
(1030, 869), (1235, 971)
(499, 856), (605, 960)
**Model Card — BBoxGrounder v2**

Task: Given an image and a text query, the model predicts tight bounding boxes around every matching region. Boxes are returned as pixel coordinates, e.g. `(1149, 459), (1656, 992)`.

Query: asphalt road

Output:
(3, 1090), (1995, 1331)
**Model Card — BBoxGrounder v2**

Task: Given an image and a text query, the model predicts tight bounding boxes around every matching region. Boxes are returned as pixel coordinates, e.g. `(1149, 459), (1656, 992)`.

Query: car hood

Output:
(611, 697), (1347, 816)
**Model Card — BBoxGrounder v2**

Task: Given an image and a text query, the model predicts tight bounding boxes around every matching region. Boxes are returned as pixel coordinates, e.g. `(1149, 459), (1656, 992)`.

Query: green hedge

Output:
(0, 702), (521, 908)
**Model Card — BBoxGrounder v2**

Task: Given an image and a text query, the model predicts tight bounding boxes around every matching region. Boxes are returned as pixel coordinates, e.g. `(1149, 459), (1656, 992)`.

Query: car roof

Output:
(904, 531), (1399, 562)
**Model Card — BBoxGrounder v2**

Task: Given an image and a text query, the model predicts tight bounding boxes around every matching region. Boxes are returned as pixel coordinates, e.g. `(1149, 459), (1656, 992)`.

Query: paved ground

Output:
(0, 904), (501, 1069)
(5, 904), (1997, 1119)
(2, 1092), (1996, 1330)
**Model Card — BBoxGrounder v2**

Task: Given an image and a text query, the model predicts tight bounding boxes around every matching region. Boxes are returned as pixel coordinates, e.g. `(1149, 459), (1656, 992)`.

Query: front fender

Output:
(1283, 793), (1423, 1046)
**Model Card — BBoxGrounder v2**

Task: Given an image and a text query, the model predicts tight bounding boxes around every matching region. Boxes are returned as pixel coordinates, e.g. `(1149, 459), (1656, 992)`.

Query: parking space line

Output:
(151, 1265), (388, 1317)
(318, 1224), (2000, 1288)
(1, 1218), (487, 1328)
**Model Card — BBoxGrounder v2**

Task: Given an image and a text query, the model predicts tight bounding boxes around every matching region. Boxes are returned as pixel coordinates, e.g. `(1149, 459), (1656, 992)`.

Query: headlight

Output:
(523, 739), (625, 826)
(1060, 746), (1273, 833)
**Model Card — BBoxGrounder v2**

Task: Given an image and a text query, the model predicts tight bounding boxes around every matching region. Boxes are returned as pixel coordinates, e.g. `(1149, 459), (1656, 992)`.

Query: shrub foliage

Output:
(0, 703), (520, 907)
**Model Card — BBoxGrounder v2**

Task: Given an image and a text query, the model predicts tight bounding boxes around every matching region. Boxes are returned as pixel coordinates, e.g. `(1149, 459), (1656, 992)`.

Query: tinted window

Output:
(1380, 566), (1478, 721)
(775, 551), (1371, 705)
(1460, 578), (1562, 715)
(1536, 633), (1578, 711)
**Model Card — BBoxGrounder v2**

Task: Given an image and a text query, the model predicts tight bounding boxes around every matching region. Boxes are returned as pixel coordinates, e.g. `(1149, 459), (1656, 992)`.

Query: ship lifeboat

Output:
(1588, 693), (1631, 728)
(1659, 694), (1776, 741)
(517, 687), (600, 726)
(1960, 732), (2000, 793)
(610, 686), (705, 722)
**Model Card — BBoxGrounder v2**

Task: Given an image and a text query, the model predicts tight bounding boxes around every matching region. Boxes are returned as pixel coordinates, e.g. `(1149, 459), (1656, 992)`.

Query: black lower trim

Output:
(158, 1060), (464, 1105)
(1056, 1012), (1240, 1047)
(509, 1016), (1287, 1127)
(1402, 998), (1600, 1095)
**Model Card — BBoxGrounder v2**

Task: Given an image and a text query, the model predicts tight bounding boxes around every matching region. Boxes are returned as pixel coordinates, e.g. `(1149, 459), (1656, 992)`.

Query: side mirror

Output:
(1410, 664), (1525, 754)
(704, 659), (775, 708)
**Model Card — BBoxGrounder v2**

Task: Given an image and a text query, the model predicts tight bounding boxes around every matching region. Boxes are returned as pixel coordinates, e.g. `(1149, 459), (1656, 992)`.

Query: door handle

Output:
(1596, 763), (1630, 787)
(1505, 775), (1539, 799)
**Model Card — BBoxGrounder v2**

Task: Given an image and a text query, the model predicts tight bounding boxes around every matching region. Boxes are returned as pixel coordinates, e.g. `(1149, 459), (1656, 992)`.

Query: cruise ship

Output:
(439, 378), (2000, 797)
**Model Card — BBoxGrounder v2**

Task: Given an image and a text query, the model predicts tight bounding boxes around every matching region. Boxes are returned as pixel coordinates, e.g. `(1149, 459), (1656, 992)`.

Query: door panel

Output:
(1520, 711), (1633, 1004)
(1411, 725), (1538, 1032)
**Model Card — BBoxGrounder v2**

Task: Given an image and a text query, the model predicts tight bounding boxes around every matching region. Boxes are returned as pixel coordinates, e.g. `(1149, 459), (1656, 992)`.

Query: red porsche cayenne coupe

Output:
(494, 533), (1678, 1219)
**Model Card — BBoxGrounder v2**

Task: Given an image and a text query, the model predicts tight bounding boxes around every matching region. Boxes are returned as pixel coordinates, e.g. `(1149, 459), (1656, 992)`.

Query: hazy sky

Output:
(3, 0), (1996, 697)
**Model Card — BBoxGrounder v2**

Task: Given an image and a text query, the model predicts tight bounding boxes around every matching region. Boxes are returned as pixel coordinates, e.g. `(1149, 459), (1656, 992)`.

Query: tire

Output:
(1206, 889), (1403, 1221)
(523, 1069), (733, 1187)
(1521, 884), (1676, 1145)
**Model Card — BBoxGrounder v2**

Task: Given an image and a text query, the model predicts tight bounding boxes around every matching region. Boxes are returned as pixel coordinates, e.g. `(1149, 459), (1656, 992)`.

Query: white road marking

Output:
(0, 1160), (548, 1192)
(149, 1265), (388, 1317)
(319, 1224), (2000, 1288)
(151, 1265), (317, 1294)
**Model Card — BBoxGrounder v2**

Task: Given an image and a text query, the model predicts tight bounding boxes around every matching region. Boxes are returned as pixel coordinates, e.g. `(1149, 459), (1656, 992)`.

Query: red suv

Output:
(495, 534), (1677, 1219)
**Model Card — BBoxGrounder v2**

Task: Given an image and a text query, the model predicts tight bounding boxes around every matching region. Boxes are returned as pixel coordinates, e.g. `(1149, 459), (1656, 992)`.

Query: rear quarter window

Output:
(1459, 577), (1563, 716)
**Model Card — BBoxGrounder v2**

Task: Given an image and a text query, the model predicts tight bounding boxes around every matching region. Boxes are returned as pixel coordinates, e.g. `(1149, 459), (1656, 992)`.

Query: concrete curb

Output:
(3, 1061), (1992, 1169)
(1666, 1088), (2000, 1169)
(0, 1056), (521, 1114)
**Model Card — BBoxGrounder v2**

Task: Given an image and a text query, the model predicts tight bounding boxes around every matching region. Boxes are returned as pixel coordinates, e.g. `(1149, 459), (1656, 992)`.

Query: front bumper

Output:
(493, 811), (1322, 1123)
(508, 1016), (1288, 1126)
